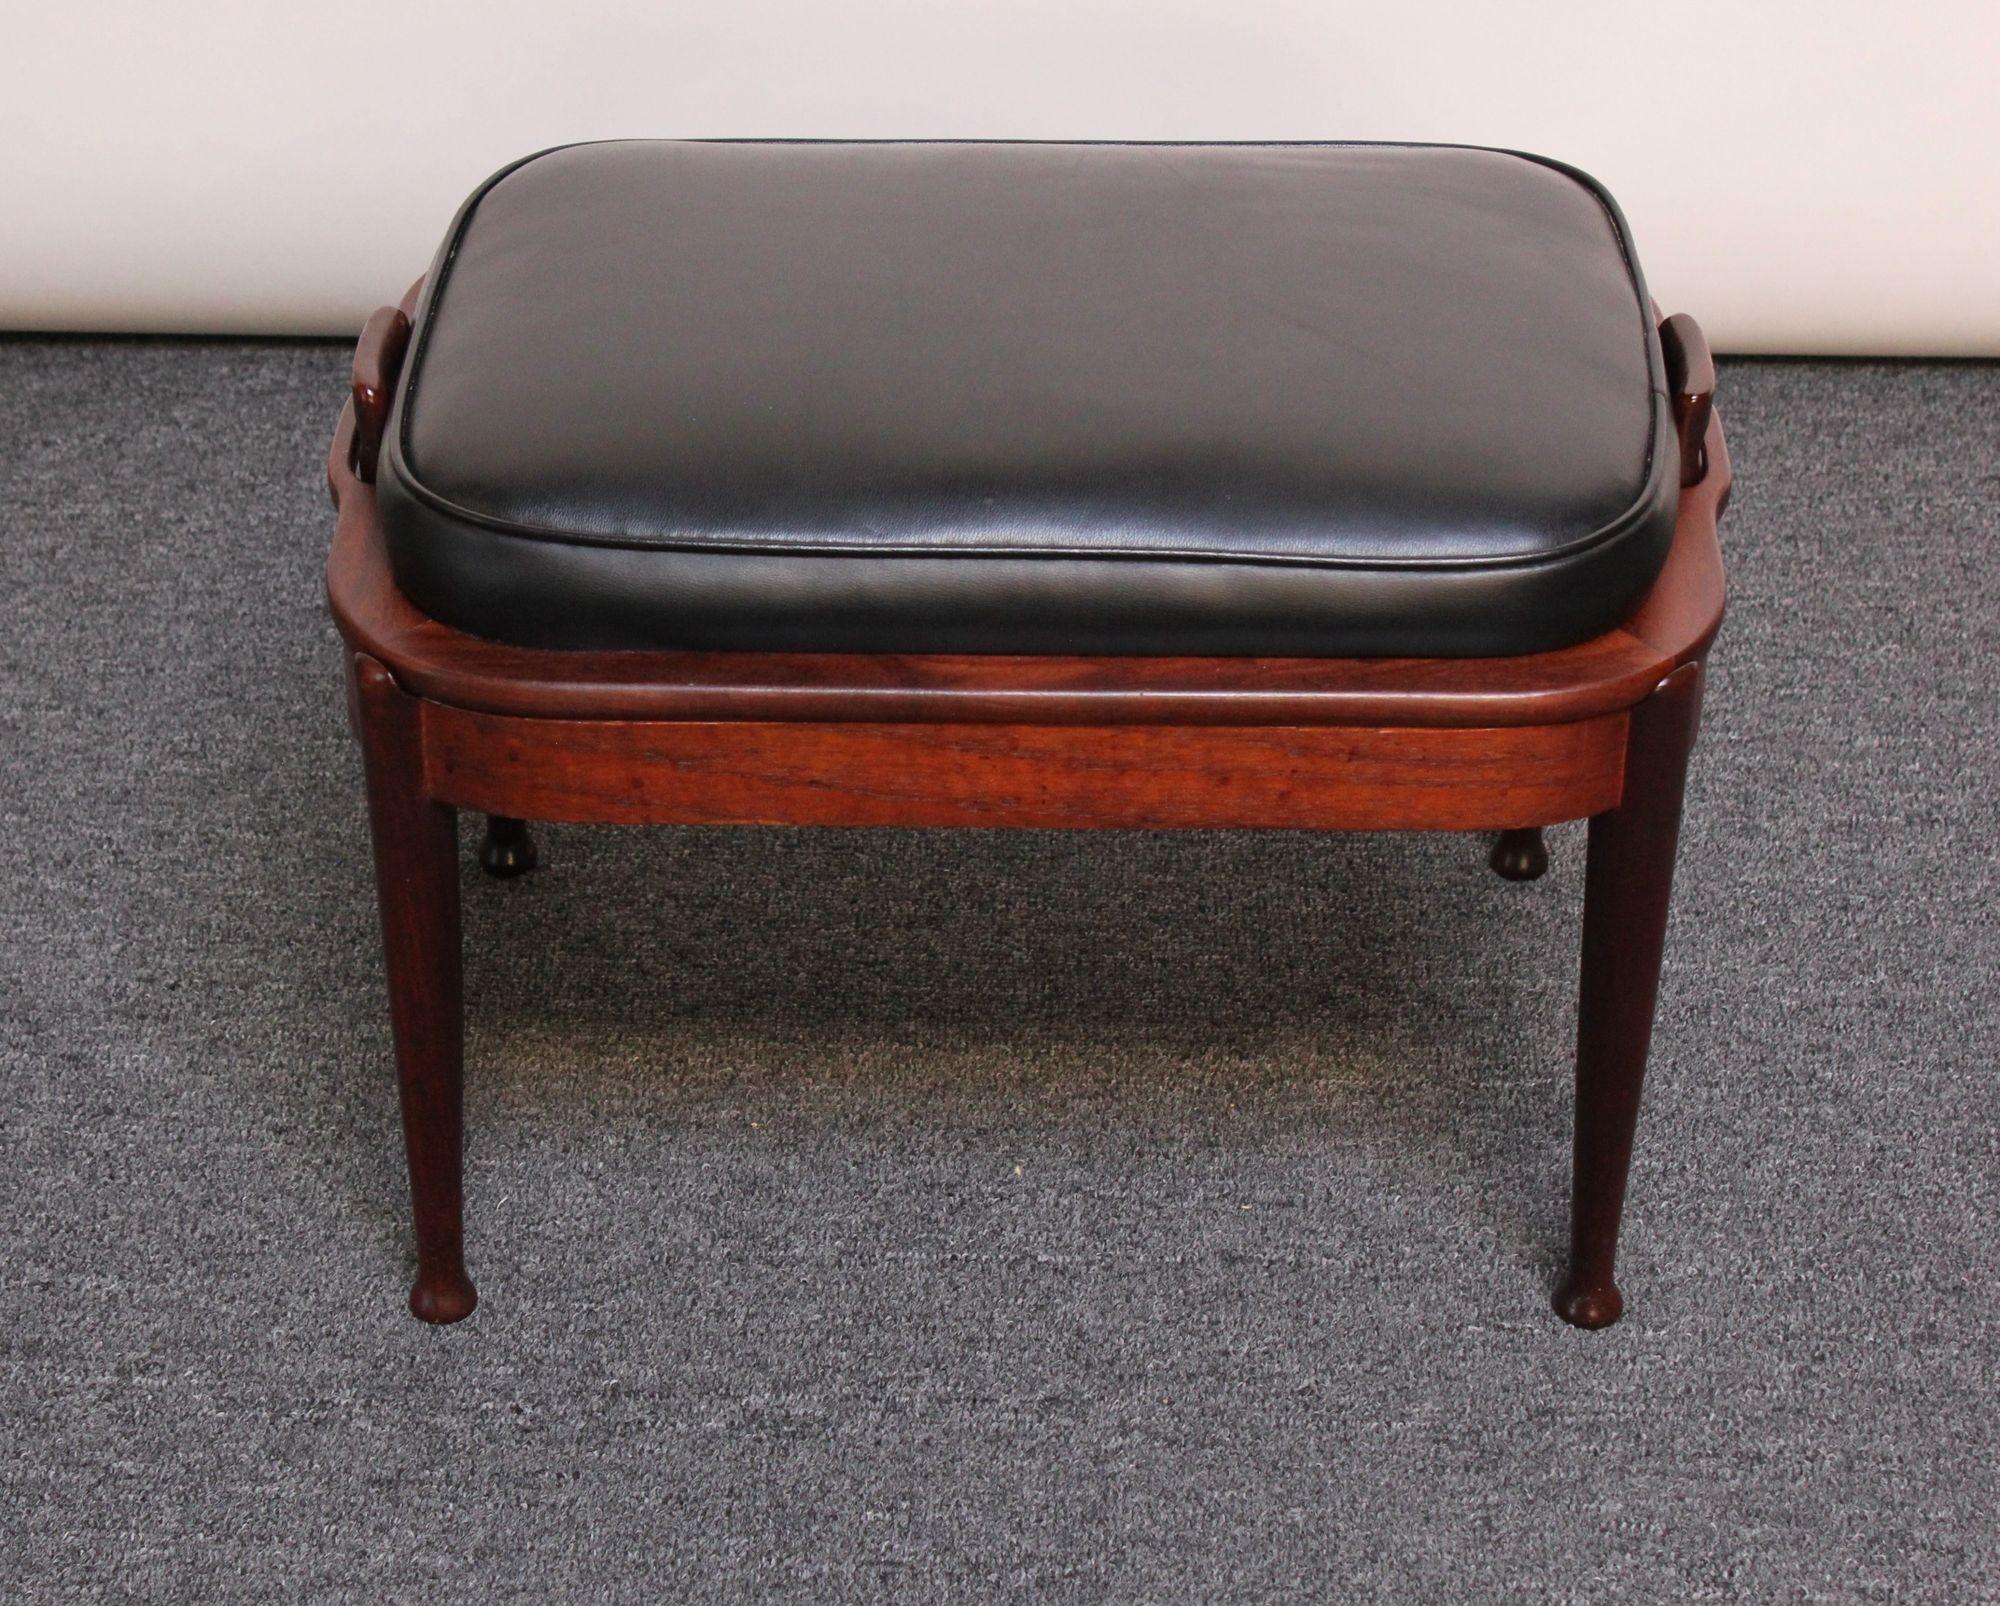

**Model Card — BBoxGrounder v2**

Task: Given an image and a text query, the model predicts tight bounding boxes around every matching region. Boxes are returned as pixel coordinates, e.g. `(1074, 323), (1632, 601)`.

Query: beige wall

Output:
(4, 0), (1996, 352)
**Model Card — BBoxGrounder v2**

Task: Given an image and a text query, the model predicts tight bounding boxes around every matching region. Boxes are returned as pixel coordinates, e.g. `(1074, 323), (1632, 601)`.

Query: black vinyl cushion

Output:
(378, 141), (1679, 656)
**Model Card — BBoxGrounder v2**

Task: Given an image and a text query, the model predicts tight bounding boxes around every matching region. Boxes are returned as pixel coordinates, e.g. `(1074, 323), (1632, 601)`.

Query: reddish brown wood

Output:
(1553, 660), (1706, 1329)
(421, 710), (1628, 832)
(327, 295), (1729, 1327)
(322, 360), (1728, 730)
(349, 308), (410, 484)
(1660, 313), (1717, 489)
(353, 653), (475, 1324)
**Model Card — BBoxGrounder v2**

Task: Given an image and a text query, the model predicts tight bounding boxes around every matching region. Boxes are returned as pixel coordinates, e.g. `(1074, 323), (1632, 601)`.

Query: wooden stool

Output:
(329, 142), (1727, 1326)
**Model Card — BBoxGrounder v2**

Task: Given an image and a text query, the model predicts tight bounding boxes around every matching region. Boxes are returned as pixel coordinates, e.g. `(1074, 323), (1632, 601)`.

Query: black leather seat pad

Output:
(378, 141), (1678, 656)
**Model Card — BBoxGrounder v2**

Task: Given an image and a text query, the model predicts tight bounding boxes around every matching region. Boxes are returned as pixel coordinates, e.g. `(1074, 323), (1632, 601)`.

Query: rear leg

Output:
(479, 816), (539, 879)
(1490, 827), (1548, 882)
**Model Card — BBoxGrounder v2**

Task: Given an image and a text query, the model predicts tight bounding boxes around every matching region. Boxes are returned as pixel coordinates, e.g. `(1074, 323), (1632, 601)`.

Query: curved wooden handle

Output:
(350, 305), (412, 483)
(1659, 312), (1715, 488)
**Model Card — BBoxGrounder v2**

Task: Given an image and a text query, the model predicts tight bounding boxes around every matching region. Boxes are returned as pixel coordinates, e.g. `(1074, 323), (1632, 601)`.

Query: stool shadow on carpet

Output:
(406, 817), (1586, 1273)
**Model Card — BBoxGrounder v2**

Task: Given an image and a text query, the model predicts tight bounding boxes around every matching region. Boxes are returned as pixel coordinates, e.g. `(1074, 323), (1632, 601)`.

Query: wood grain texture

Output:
(419, 709), (1628, 831)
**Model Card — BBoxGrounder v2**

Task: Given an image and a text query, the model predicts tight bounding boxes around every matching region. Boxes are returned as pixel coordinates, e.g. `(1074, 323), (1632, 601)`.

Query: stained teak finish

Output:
(351, 654), (475, 1323)
(331, 291), (1727, 1328)
(1556, 660), (1707, 1328)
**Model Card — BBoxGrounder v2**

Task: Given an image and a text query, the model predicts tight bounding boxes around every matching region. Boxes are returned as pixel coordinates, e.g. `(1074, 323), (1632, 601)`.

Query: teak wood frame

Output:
(329, 282), (1728, 1328)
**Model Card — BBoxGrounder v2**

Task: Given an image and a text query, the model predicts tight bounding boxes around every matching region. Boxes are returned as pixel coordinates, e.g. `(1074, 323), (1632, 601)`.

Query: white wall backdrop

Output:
(4, 1), (1996, 352)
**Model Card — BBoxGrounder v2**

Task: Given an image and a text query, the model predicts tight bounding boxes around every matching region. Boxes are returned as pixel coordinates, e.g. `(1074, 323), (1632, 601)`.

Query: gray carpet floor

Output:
(2, 341), (1995, 1601)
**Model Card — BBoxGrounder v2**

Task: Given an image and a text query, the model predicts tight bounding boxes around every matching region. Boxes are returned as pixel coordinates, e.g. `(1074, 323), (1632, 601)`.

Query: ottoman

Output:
(327, 140), (1728, 1326)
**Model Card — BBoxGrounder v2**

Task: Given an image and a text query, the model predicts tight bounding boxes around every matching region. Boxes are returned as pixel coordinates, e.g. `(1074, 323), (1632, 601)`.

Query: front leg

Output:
(353, 654), (477, 1323)
(1555, 660), (1704, 1328)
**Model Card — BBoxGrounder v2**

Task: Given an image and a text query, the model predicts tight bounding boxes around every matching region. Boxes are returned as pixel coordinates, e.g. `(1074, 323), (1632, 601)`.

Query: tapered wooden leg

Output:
(478, 815), (539, 878)
(352, 654), (476, 1324)
(1554, 660), (1705, 1329)
(1490, 827), (1548, 881)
